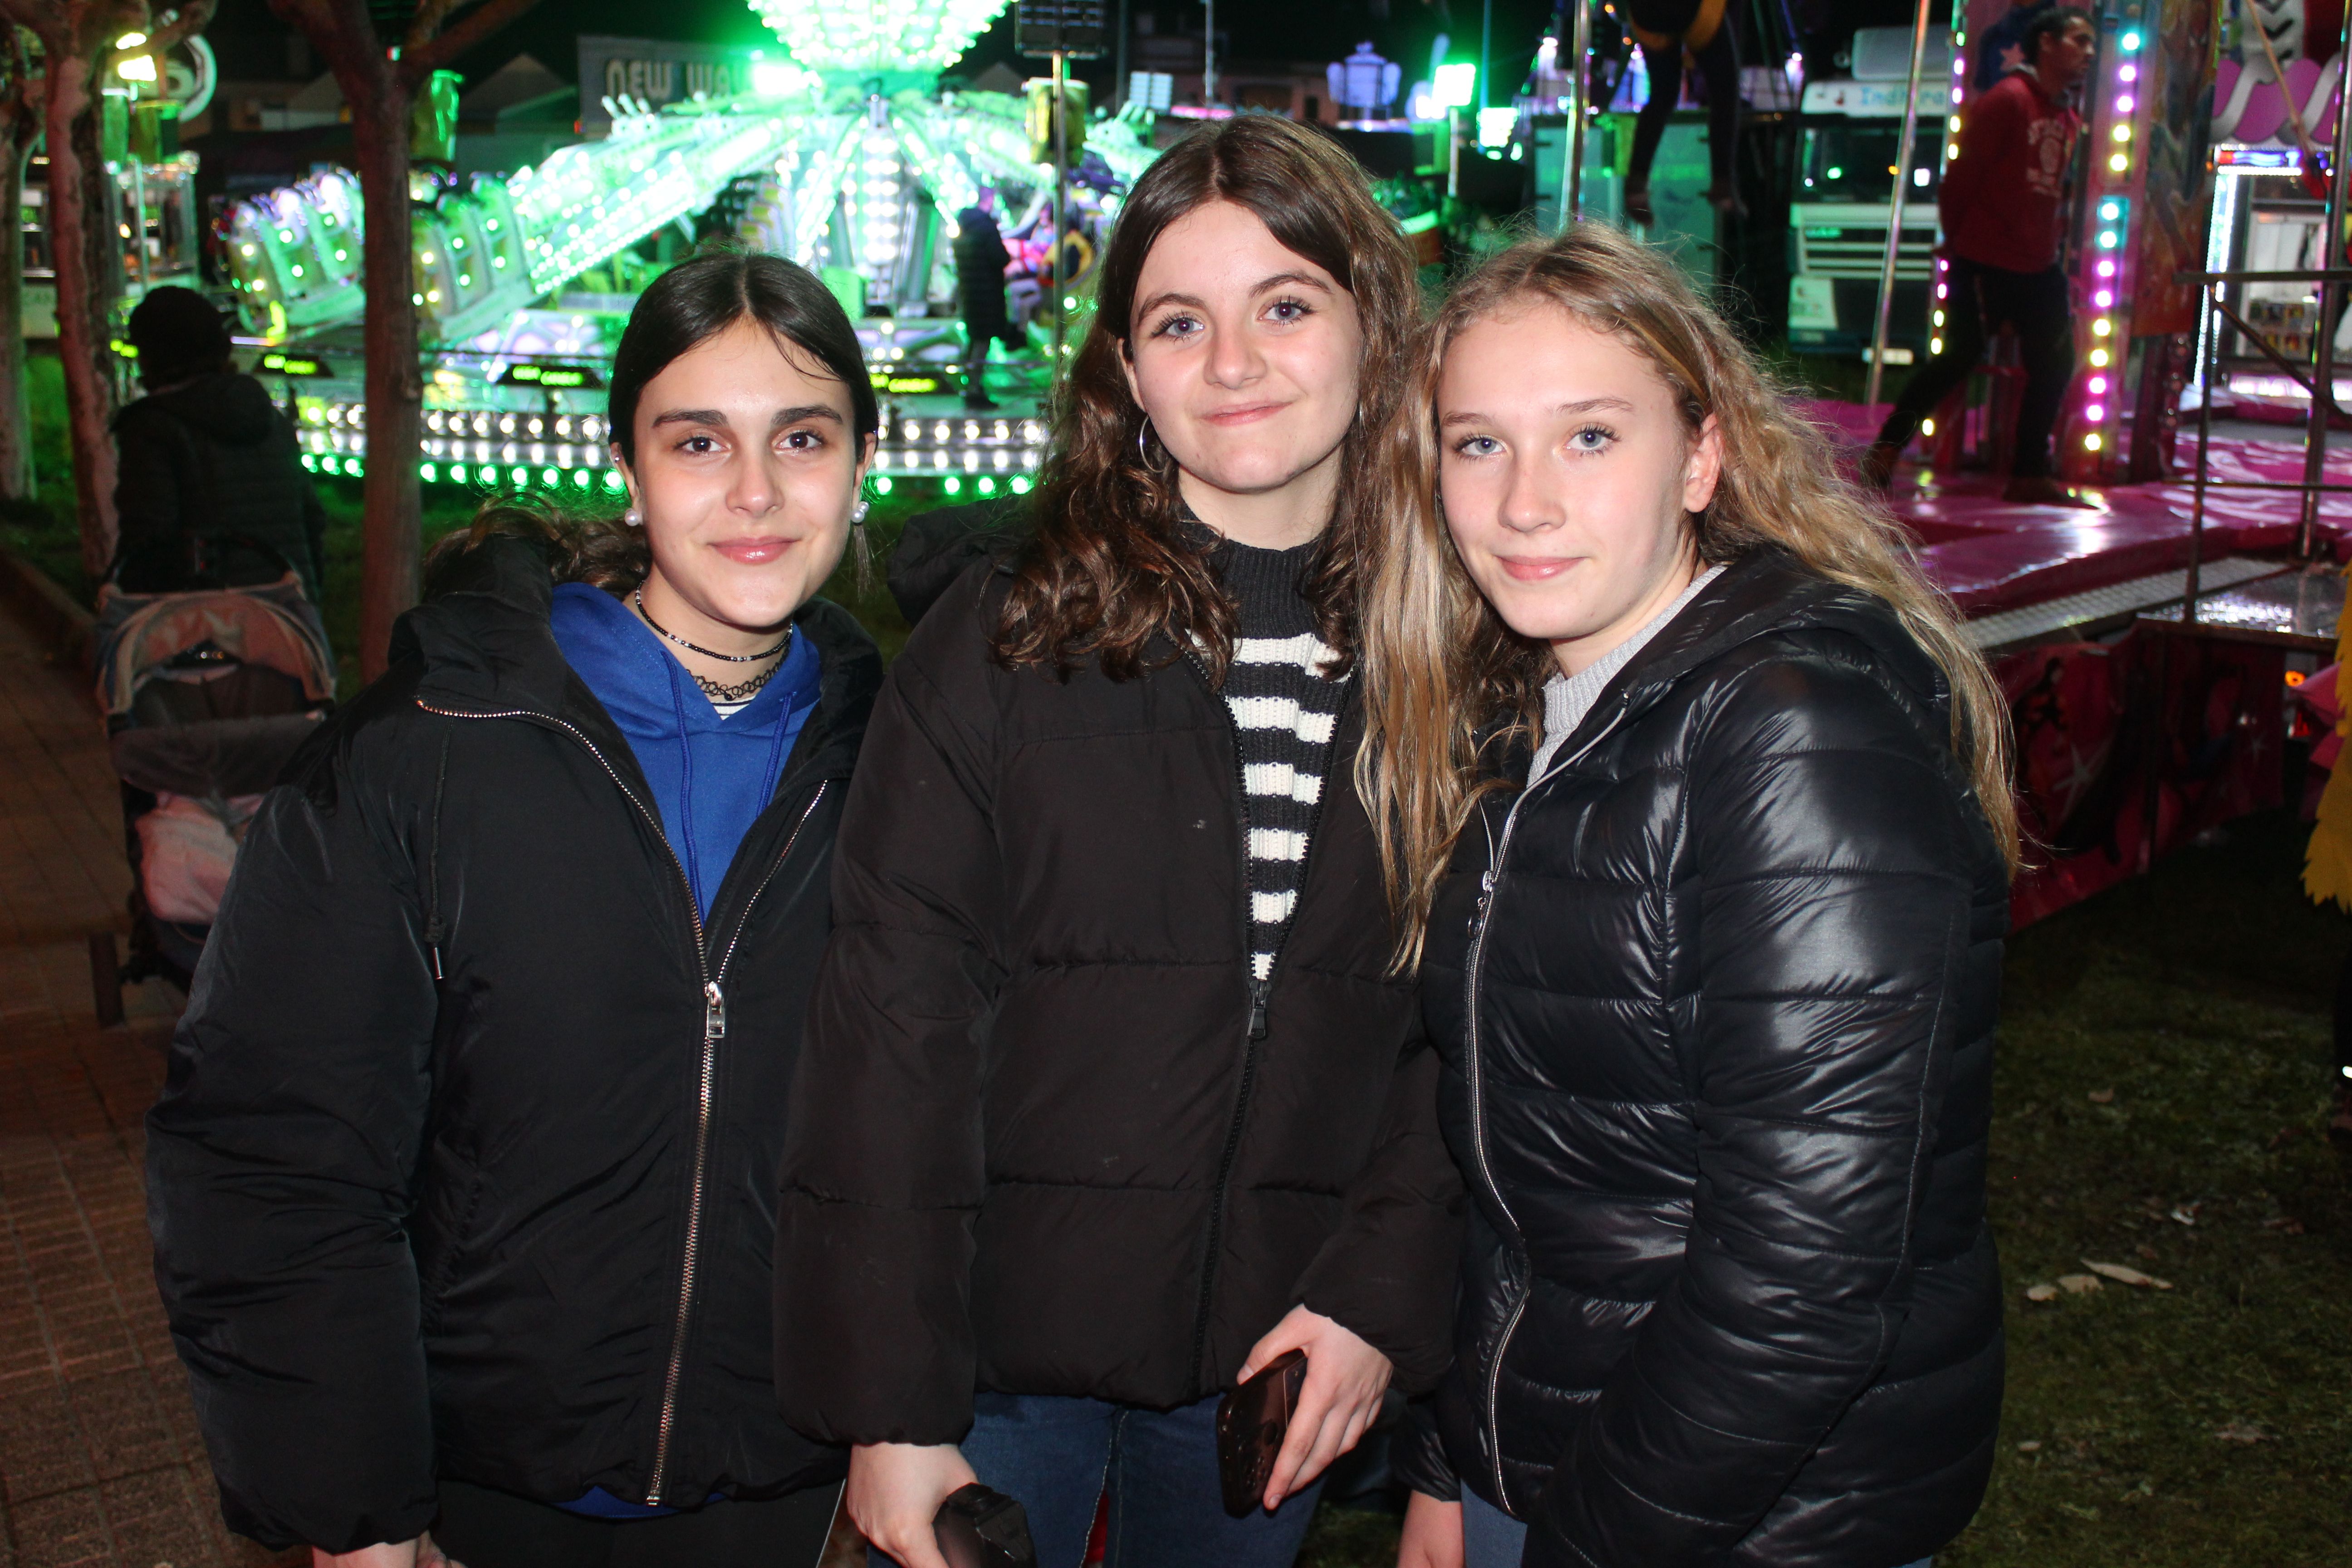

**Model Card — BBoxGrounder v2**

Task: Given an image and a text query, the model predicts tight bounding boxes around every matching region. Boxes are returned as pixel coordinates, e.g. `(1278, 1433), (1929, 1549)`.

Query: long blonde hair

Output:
(1357, 226), (2019, 967)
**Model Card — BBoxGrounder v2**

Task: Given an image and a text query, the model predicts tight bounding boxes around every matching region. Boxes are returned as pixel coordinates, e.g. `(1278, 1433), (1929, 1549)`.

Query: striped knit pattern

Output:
(1214, 538), (1348, 983)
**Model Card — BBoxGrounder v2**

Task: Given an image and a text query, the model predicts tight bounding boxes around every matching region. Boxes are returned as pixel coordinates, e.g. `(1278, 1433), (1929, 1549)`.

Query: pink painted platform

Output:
(1807, 399), (2352, 616)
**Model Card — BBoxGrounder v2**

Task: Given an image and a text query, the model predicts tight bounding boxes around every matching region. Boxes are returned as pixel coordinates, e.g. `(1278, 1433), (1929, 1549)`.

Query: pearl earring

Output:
(624, 507), (642, 528)
(852, 500), (870, 525)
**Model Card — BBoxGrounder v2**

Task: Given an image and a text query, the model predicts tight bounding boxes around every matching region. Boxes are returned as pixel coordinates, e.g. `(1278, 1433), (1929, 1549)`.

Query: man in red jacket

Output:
(1861, 7), (2096, 505)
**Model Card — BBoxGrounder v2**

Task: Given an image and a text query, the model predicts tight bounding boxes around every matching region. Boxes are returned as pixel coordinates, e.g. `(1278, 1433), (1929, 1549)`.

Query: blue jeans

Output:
(1460, 1492), (1931, 1568)
(896, 1391), (1324, 1568)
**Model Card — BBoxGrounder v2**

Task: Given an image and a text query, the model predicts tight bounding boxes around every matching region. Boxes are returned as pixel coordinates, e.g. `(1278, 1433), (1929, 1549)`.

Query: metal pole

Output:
(2299, 5), (2352, 557)
(1864, 0), (1933, 412)
(1203, 0), (1217, 106)
(1116, 0), (1130, 112)
(1482, 0), (1493, 109)
(1566, 0), (1592, 228)
(2188, 281), (2218, 622)
(1053, 49), (1068, 375)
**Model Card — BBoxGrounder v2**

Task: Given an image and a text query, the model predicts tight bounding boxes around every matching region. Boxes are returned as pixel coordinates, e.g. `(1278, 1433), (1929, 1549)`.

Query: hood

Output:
(390, 530), (882, 784)
(1549, 545), (1951, 762)
(123, 372), (284, 445)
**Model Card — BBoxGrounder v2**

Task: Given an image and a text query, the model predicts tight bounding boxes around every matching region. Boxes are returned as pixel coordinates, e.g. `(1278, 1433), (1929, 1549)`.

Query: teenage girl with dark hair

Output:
(773, 115), (1462, 1568)
(147, 253), (882, 1568)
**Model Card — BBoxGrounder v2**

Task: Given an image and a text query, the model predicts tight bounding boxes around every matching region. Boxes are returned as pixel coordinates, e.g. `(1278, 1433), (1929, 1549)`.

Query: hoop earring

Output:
(623, 507), (642, 528)
(1136, 417), (1158, 467)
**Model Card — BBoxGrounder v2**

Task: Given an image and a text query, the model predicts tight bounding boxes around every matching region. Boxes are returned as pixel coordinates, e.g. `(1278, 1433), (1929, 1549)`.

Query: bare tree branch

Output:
(403, 0), (459, 55)
(0, 0), (62, 49)
(409, 0), (542, 78)
(142, 0), (216, 58)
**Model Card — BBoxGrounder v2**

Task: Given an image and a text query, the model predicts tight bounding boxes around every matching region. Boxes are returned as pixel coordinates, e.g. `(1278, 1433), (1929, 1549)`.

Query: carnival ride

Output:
(227, 0), (1158, 486)
(1522, 0), (2349, 922)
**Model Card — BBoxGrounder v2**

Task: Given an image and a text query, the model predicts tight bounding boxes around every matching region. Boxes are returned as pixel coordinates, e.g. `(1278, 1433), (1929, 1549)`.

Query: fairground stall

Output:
(1541, 0), (2349, 924)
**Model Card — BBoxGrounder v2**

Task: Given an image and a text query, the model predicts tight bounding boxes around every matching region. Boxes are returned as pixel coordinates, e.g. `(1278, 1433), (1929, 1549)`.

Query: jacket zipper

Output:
(417, 700), (824, 1503)
(1180, 650), (1338, 1394)
(1461, 708), (1626, 1514)
(646, 781), (827, 1500)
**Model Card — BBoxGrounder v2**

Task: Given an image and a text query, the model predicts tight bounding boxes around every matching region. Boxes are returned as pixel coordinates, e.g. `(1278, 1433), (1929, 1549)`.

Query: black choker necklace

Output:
(634, 589), (792, 662)
(634, 590), (792, 705)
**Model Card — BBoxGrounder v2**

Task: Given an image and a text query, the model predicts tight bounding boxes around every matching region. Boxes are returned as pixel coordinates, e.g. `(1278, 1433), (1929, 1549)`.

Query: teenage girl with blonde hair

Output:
(1361, 224), (2013, 1568)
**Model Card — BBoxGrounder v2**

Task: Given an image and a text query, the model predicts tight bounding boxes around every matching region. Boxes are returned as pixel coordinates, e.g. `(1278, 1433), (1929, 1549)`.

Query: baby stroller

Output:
(87, 568), (335, 1024)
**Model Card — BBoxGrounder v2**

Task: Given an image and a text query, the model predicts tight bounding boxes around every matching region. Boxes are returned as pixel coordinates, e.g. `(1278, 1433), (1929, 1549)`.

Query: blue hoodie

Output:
(549, 581), (822, 922)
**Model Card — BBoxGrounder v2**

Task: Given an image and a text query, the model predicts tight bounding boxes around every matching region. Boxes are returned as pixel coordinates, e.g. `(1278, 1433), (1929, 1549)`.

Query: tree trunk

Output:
(352, 84), (421, 681)
(42, 49), (117, 584)
(0, 136), (32, 502)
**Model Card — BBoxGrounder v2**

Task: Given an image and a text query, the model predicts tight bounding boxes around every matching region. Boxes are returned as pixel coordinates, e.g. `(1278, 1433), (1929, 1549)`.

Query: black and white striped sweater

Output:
(1211, 536), (1349, 993)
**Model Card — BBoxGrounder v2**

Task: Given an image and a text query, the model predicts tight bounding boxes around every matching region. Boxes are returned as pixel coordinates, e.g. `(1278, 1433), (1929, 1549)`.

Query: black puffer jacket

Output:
(112, 371), (328, 599)
(1416, 550), (2005, 1568)
(147, 535), (876, 1553)
(774, 566), (1463, 1445)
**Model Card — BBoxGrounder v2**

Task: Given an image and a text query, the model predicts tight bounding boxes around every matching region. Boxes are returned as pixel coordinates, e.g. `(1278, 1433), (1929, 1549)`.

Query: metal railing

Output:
(2180, 266), (2352, 622)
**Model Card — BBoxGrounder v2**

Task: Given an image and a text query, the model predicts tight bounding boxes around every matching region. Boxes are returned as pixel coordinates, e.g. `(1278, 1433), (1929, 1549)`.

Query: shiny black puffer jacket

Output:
(1417, 550), (2006, 1568)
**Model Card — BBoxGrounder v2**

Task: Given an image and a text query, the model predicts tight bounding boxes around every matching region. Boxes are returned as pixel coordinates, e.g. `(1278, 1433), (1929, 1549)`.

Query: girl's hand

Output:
(846, 1441), (979, 1568)
(312, 1534), (465, 1568)
(1397, 1491), (1465, 1568)
(1238, 1304), (1394, 1511)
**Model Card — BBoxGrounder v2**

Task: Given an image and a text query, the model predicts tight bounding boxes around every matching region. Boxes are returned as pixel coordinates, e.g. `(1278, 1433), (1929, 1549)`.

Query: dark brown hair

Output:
(426, 252), (881, 599)
(991, 115), (1421, 681)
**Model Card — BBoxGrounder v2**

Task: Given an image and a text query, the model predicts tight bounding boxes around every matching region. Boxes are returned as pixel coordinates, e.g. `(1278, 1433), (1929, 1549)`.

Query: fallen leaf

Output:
(2026, 1282), (2060, 1302)
(2169, 1204), (2199, 1226)
(2214, 1422), (2270, 1444)
(2057, 1273), (2103, 1294)
(2262, 1216), (2306, 1235)
(2017, 1440), (2043, 1452)
(2136, 1245), (2160, 1261)
(2082, 1259), (2174, 1290)
(2088, 1088), (2116, 1104)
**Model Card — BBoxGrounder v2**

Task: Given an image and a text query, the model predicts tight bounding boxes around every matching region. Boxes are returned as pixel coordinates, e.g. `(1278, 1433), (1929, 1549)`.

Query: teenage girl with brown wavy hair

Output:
(772, 116), (1462, 1568)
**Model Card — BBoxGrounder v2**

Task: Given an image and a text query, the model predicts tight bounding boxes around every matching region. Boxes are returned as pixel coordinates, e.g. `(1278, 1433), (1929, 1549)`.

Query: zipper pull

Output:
(1247, 977), (1271, 1040)
(704, 980), (726, 1041)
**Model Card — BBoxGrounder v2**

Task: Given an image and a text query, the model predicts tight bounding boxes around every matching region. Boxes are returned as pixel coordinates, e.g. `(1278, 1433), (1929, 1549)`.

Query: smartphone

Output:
(933, 1481), (1038, 1568)
(1214, 1348), (1308, 1517)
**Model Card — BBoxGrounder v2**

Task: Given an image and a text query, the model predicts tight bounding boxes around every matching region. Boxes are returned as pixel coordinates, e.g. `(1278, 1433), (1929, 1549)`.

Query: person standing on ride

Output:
(1359, 226), (2014, 1568)
(773, 116), (1461, 1568)
(1859, 7), (2096, 507)
(147, 254), (882, 1568)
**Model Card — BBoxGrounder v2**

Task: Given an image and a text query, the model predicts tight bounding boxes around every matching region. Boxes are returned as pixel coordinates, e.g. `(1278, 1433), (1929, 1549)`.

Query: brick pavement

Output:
(0, 595), (299, 1568)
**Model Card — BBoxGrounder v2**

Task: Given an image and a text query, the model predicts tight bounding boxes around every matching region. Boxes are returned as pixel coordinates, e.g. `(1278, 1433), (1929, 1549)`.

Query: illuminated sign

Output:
(499, 362), (606, 390)
(577, 35), (759, 128)
(260, 353), (330, 376)
(875, 373), (946, 394)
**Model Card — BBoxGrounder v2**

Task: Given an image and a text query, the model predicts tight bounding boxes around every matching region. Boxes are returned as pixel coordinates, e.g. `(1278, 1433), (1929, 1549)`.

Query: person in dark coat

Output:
(952, 190), (1017, 410)
(774, 116), (1461, 1568)
(1362, 226), (2013, 1568)
(1621, 0), (1742, 224)
(112, 285), (328, 600)
(146, 255), (883, 1568)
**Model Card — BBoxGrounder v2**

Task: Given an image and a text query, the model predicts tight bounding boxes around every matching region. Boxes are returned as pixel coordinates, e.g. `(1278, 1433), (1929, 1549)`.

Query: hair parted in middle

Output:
(1357, 223), (2020, 968)
(990, 114), (1422, 682)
